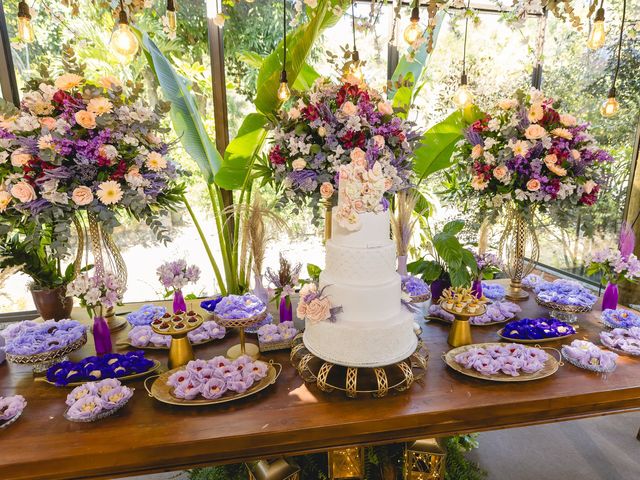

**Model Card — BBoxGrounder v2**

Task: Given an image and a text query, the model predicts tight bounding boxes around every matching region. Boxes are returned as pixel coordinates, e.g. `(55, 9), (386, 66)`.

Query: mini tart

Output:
(467, 304), (478, 314)
(187, 317), (199, 324)
(454, 303), (464, 313)
(174, 322), (186, 331)
(158, 322), (170, 331)
(162, 312), (172, 319)
(152, 319), (163, 326)
(172, 315), (183, 323)
(443, 300), (454, 309)
(187, 310), (197, 317)
(174, 310), (185, 316)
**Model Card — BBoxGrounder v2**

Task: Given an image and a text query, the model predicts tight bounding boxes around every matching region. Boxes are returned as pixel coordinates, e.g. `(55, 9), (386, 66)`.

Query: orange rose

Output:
(39, 117), (57, 130)
(75, 110), (97, 129)
(11, 149), (31, 167)
(493, 165), (508, 180)
(71, 186), (94, 206)
(377, 101), (393, 115)
(350, 147), (367, 167)
(11, 181), (36, 203)
(319, 182), (334, 199)
(0, 191), (12, 212)
(526, 179), (541, 191)
(471, 144), (484, 159)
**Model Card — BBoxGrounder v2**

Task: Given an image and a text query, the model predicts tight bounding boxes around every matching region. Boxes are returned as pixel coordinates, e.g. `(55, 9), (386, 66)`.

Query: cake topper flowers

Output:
(296, 283), (342, 324)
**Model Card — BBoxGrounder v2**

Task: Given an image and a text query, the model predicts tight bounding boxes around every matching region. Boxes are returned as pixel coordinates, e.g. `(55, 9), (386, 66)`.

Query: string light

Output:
(277, 0), (290, 102)
(17, 0), (35, 44)
(600, 0), (626, 118)
(403, 2), (422, 45)
(166, 0), (177, 33)
(587, 1), (606, 50)
(110, 0), (139, 64)
(453, 0), (473, 108)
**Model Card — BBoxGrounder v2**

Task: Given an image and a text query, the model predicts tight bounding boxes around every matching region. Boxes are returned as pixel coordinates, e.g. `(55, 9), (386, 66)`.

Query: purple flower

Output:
(66, 394), (103, 421)
(214, 294), (266, 320)
(401, 275), (429, 297)
(201, 377), (227, 399)
(127, 305), (166, 326)
(0, 395), (27, 421)
(100, 384), (133, 410)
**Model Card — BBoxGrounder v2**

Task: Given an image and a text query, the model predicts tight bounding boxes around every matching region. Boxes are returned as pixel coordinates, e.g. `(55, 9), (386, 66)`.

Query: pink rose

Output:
(39, 117), (57, 130)
(353, 199), (365, 213)
(10, 150), (31, 167)
(341, 101), (358, 116)
(493, 165), (508, 180)
(296, 300), (308, 319)
(524, 124), (546, 140)
(319, 182), (334, 199)
(372, 135), (385, 149)
(305, 297), (332, 324)
(377, 101), (393, 115)
(470, 144), (483, 159)
(583, 180), (597, 194)
(571, 149), (581, 160)
(471, 175), (488, 191)
(560, 114), (577, 127)
(350, 147), (366, 167)
(72, 186), (94, 206)
(526, 179), (541, 191)
(11, 181), (36, 203)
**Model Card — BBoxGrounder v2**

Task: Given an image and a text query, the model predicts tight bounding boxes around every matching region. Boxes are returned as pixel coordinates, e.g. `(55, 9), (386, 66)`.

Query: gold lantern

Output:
(246, 458), (300, 480)
(404, 438), (446, 480)
(328, 447), (365, 479)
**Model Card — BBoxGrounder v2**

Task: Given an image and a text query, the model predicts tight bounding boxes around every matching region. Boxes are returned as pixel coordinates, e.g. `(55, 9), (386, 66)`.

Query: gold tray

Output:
(496, 328), (576, 344)
(427, 315), (512, 327)
(442, 342), (561, 382)
(145, 361), (281, 406)
(40, 360), (162, 387)
(117, 336), (219, 351)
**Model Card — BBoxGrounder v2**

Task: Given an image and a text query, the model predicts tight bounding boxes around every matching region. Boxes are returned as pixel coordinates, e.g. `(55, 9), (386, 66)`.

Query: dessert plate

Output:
(145, 361), (281, 406)
(496, 328), (576, 344)
(442, 343), (561, 382)
(41, 360), (162, 388)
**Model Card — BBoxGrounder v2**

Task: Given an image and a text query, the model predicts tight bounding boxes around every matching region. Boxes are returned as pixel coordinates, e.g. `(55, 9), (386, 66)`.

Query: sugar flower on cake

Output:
(0, 67), (185, 256)
(266, 79), (420, 220)
(296, 283), (342, 324)
(454, 88), (613, 213)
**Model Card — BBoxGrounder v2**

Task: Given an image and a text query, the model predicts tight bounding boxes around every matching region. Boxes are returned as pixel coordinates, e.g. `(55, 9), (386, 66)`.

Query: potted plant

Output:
(408, 220), (478, 302)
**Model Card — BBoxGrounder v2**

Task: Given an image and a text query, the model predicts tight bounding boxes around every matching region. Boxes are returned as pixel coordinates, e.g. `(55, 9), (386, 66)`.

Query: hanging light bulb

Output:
(277, 70), (291, 102)
(166, 0), (177, 33)
(403, 6), (422, 45)
(110, 3), (139, 64)
(587, 6), (606, 50)
(600, 0), (626, 118)
(600, 94), (620, 117)
(453, 73), (473, 108)
(17, 1), (35, 44)
(348, 50), (364, 83)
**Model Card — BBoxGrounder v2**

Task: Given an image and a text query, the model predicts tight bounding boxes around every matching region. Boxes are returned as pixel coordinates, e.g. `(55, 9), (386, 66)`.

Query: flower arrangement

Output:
(455, 88), (613, 212)
(46, 351), (154, 386)
(296, 283), (342, 324)
(267, 79), (419, 216)
(265, 254), (301, 322)
(127, 304), (167, 326)
(214, 293), (266, 320)
(0, 395), (26, 425)
(167, 356), (269, 399)
(473, 252), (501, 279)
(501, 318), (575, 340)
(454, 343), (548, 377)
(2, 319), (86, 356)
(156, 260), (201, 293)
(562, 340), (618, 373)
(481, 282), (506, 301)
(127, 321), (225, 348)
(600, 327), (640, 356)
(64, 379), (133, 422)
(601, 309), (640, 329)
(586, 249), (640, 287)
(66, 272), (124, 317)
(0, 68), (184, 255)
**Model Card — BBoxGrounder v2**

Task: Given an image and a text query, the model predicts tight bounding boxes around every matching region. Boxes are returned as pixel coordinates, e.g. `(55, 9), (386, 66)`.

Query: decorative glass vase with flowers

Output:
(0, 64), (185, 300)
(156, 259), (201, 313)
(586, 224), (640, 310)
(66, 272), (124, 355)
(471, 251), (501, 299)
(266, 78), (421, 237)
(454, 88), (613, 300)
(265, 254), (301, 323)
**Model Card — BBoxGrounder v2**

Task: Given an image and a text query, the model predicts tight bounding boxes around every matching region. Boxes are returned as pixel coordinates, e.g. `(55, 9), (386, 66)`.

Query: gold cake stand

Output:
(290, 334), (429, 398)
(440, 303), (487, 348)
(150, 312), (204, 369)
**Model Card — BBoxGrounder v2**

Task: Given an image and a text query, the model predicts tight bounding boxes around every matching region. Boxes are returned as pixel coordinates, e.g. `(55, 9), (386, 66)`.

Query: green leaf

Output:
(237, 51), (264, 69)
(461, 248), (479, 276)
(138, 32), (221, 184)
(418, 260), (443, 283)
(442, 220), (465, 236)
(215, 113), (269, 189)
(292, 63), (322, 91)
(449, 266), (471, 288)
(306, 263), (323, 281)
(433, 232), (464, 268)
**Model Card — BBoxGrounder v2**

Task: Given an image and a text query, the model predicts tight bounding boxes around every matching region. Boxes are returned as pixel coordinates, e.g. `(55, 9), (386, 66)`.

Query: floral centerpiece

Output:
(64, 379), (134, 422)
(471, 252), (501, 298)
(454, 88), (613, 300)
(156, 260), (201, 313)
(66, 272), (124, 354)
(265, 254), (301, 323)
(586, 224), (640, 310)
(267, 79), (420, 223)
(0, 68), (185, 309)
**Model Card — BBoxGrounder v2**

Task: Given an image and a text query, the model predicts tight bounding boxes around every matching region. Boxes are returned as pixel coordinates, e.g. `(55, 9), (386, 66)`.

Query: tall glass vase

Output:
(93, 315), (112, 355)
(279, 295), (292, 323)
(602, 282), (618, 310)
(252, 271), (269, 304)
(471, 279), (483, 299)
(173, 289), (187, 313)
(498, 205), (539, 301)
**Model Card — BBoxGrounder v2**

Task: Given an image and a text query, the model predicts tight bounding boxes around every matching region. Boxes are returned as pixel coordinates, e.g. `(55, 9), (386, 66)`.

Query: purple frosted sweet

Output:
(3, 319), (86, 355)
(0, 395), (27, 421)
(66, 394), (103, 421)
(401, 275), (430, 297)
(563, 339), (618, 370)
(127, 305), (166, 326)
(167, 370), (193, 389)
(428, 304), (455, 322)
(258, 321), (298, 344)
(501, 317), (575, 340)
(481, 282), (506, 301)
(172, 381), (201, 400)
(201, 377), (228, 399)
(454, 343), (546, 375)
(100, 384), (133, 410)
(601, 309), (640, 329)
(214, 294), (266, 320)
(600, 328), (640, 355)
(536, 280), (597, 307)
(471, 301), (521, 325)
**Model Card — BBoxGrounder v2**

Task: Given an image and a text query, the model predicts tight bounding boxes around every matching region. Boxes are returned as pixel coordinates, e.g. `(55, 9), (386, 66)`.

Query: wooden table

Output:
(1, 285), (640, 480)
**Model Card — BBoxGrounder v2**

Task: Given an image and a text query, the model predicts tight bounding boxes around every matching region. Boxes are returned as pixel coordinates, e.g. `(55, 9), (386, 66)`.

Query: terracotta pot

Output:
(30, 286), (73, 320)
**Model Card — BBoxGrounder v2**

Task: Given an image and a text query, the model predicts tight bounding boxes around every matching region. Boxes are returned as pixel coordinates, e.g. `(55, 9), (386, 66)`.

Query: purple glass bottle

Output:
(602, 282), (618, 311)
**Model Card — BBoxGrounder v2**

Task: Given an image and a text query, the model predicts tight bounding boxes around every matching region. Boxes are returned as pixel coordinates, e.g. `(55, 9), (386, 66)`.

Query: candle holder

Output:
(404, 438), (447, 480)
(214, 311), (268, 360)
(150, 311), (204, 369)
(328, 447), (365, 479)
(440, 303), (487, 348)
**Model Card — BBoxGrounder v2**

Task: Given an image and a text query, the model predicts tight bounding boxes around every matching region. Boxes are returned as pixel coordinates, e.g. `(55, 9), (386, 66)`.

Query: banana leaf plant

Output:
(138, 0), (348, 295)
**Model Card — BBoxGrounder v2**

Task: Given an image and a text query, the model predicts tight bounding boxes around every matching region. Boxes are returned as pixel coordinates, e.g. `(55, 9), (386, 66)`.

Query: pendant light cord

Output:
(612, 0), (626, 89)
(351, 0), (357, 52)
(282, 0), (287, 71)
(462, 0), (471, 74)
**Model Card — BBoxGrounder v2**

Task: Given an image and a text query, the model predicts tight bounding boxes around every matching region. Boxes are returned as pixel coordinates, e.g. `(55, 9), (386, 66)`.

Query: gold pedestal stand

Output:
(290, 334), (428, 398)
(104, 308), (128, 332)
(151, 314), (204, 369)
(323, 198), (333, 244)
(215, 311), (267, 360)
(441, 304), (487, 348)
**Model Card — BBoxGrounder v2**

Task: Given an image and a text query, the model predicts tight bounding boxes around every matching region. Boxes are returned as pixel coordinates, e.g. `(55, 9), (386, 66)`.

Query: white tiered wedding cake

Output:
(301, 161), (417, 367)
